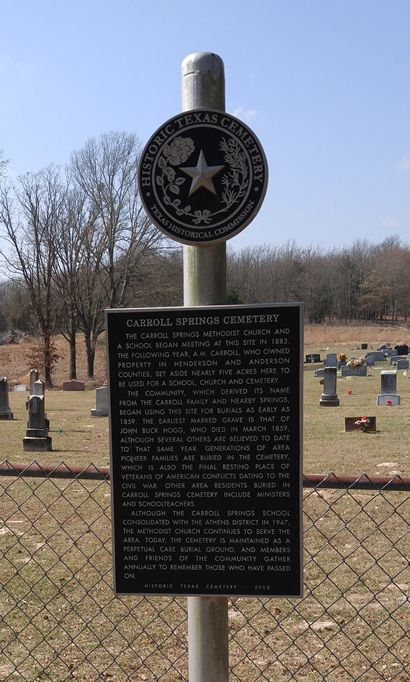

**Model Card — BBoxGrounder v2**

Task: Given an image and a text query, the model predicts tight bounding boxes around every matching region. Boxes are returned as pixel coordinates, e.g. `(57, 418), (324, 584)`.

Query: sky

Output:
(1, 0), (410, 252)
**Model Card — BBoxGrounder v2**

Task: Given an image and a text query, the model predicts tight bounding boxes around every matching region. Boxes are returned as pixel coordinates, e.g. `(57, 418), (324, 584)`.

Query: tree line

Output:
(1, 135), (409, 385)
(227, 237), (410, 324)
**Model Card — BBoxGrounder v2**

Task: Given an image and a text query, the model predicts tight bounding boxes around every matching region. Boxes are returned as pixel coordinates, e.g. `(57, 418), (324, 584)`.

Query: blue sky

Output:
(1, 0), (410, 251)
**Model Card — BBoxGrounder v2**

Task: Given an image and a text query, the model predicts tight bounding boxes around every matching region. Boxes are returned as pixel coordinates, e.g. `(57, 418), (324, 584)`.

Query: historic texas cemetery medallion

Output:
(138, 110), (268, 245)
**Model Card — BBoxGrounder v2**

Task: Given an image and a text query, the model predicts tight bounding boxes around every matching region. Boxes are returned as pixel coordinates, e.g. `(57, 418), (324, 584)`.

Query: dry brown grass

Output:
(1, 322), (409, 476)
(1, 321), (409, 390)
(304, 321), (409, 346)
(0, 334), (107, 389)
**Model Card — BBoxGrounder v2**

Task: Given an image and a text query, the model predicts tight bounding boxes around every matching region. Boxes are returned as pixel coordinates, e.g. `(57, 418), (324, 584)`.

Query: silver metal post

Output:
(182, 52), (227, 308)
(182, 52), (229, 682)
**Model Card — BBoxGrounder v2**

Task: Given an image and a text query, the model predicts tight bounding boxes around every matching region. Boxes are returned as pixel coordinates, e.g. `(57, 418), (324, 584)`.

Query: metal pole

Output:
(182, 52), (227, 307)
(181, 52), (229, 682)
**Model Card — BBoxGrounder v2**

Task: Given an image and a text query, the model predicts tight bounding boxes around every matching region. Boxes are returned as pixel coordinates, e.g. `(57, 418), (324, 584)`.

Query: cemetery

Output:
(0, 34), (409, 681)
(0, 323), (409, 474)
(0, 324), (408, 680)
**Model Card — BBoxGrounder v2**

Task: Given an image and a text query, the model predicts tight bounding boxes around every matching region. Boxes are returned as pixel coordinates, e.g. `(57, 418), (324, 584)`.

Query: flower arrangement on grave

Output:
(337, 352), (347, 362)
(395, 341), (408, 354)
(354, 416), (370, 432)
(346, 356), (366, 368)
(386, 399), (393, 406)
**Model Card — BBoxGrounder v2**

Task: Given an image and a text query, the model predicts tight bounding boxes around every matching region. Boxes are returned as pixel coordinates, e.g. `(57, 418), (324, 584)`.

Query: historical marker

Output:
(107, 304), (303, 597)
(138, 110), (268, 245)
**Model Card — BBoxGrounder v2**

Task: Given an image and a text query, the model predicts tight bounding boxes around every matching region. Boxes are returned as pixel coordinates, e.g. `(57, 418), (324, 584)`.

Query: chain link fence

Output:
(1, 461), (408, 681)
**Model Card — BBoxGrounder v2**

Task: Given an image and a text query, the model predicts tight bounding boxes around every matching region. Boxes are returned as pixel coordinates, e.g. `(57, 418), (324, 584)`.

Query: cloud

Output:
(397, 156), (410, 172)
(231, 106), (259, 121)
(381, 217), (400, 229)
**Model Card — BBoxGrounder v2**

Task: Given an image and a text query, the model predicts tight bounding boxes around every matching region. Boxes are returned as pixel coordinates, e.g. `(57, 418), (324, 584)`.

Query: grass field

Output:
(0, 324), (409, 680)
(2, 338), (409, 477)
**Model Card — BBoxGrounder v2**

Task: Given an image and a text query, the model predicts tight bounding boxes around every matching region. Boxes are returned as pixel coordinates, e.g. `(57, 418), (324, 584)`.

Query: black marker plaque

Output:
(107, 304), (303, 596)
(138, 109), (268, 245)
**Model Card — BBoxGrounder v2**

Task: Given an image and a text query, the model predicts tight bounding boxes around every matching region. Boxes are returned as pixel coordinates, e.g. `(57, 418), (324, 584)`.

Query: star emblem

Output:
(180, 150), (224, 196)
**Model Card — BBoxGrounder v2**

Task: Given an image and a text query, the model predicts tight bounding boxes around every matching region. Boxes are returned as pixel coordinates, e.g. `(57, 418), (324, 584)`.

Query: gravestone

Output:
(91, 385), (109, 417)
(32, 378), (45, 396)
(344, 416), (376, 432)
(314, 367), (325, 377)
(323, 353), (337, 367)
(380, 370), (397, 394)
(0, 377), (14, 420)
(384, 348), (396, 358)
(305, 353), (321, 363)
(29, 369), (39, 394)
(390, 356), (402, 366)
(23, 395), (52, 451)
(394, 344), (408, 355)
(377, 393), (400, 407)
(13, 384), (27, 392)
(377, 371), (400, 406)
(319, 367), (340, 406)
(365, 356), (375, 366)
(27, 379), (49, 431)
(396, 358), (409, 370)
(340, 364), (367, 377)
(62, 379), (85, 391)
(366, 351), (385, 362)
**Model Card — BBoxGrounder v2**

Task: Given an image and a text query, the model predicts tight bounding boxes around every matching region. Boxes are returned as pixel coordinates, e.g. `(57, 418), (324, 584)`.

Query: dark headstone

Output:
(62, 379), (85, 391)
(394, 345), (408, 355)
(305, 353), (321, 363)
(390, 356), (403, 366)
(366, 351), (385, 362)
(380, 371), (397, 395)
(23, 394), (52, 451)
(29, 369), (39, 395)
(0, 377), (14, 420)
(344, 416), (376, 432)
(341, 365), (367, 377)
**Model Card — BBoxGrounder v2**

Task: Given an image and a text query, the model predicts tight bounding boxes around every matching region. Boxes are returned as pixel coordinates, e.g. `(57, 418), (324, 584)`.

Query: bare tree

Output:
(0, 278), (35, 334)
(128, 246), (183, 307)
(70, 132), (164, 377)
(0, 166), (65, 386)
(53, 187), (98, 379)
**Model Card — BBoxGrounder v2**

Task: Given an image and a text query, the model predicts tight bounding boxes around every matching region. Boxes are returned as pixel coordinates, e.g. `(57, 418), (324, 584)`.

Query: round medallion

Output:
(138, 109), (268, 245)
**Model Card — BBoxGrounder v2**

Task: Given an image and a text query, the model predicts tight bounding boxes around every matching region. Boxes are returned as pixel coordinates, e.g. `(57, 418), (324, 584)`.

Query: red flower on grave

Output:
(386, 399), (393, 406)
(347, 389), (353, 395)
(354, 416), (370, 432)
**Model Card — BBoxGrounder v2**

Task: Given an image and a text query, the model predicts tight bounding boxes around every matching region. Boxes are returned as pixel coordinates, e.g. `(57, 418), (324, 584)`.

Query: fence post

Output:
(181, 51), (229, 682)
